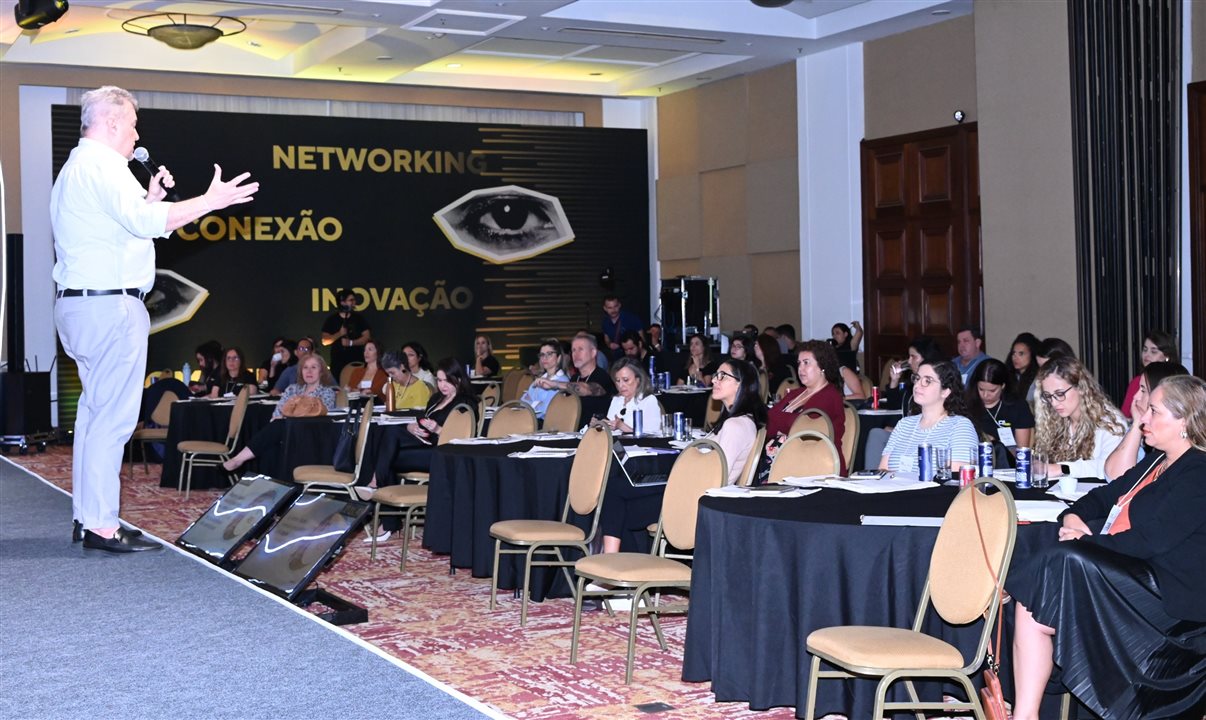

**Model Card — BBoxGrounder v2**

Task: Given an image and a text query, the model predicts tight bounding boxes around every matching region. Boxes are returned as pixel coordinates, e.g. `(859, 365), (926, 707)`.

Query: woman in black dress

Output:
(1008, 375), (1206, 720)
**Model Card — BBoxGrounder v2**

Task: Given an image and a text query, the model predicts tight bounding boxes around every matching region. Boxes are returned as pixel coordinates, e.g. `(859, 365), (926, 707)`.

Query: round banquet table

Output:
(655, 389), (711, 426)
(422, 435), (679, 602)
(681, 483), (1064, 719)
(159, 399), (274, 489)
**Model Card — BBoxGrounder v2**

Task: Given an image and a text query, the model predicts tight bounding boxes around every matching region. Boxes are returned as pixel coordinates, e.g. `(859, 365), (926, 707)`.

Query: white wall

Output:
(797, 46), (865, 342)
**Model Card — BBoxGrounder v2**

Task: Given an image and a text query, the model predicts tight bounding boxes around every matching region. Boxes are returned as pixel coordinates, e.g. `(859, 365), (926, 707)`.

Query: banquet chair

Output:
(143, 369), (173, 388)
(516, 373), (535, 400)
(769, 430), (841, 483)
(481, 383), (502, 407)
(293, 402), (374, 498)
(802, 476), (1018, 720)
(477, 397), (487, 435)
(338, 361), (364, 389)
(176, 386), (252, 500)
(704, 397), (723, 430)
(126, 388), (183, 480)
(842, 402), (859, 472)
(858, 374), (873, 398)
(787, 407), (834, 440)
(334, 388), (349, 409)
(571, 438), (727, 684)
(501, 369), (524, 402)
(489, 424), (613, 625)
(775, 378), (801, 401)
(371, 404), (478, 567)
(542, 391), (581, 433)
(487, 401), (537, 438)
(736, 426), (767, 487)
(757, 369), (769, 403)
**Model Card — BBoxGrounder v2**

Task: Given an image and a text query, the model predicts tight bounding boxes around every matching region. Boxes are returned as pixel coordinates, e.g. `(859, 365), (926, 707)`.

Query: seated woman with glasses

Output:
(208, 346), (257, 398)
(765, 340), (848, 475)
(1103, 360), (1189, 480)
(1007, 375), (1206, 720)
(965, 358), (1034, 467)
(879, 360), (978, 474)
(271, 337), (317, 396)
(381, 351), (432, 409)
(521, 338), (570, 419)
(596, 359), (766, 556)
(1033, 355), (1127, 481)
(603, 358), (662, 435)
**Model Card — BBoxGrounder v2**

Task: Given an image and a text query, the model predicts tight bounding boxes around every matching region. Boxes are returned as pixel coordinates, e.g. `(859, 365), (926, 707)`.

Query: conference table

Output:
(423, 434), (681, 601)
(681, 481), (1064, 719)
(655, 387), (711, 427)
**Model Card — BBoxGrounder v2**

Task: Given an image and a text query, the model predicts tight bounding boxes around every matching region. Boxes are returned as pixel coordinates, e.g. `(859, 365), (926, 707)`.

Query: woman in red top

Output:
(766, 339), (847, 475)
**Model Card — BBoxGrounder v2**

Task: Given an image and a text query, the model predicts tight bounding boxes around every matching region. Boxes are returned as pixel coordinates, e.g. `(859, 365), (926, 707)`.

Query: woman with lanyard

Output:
(1008, 375), (1206, 720)
(381, 351), (432, 409)
(878, 360), (978, 474)
(964, 358), (1034, 467)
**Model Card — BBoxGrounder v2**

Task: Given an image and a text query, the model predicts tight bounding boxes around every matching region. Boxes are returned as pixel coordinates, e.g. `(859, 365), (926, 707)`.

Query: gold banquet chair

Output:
(542, 391), (581, 433)
(487, 401), (537, 438)
(787, 407), (834, 440)
(500, 369), (525, 403)
(570, 438), (727, 684)
(176, 386), (252, 500)
(489, 424), (613, 625)
(775, 377), (801, 401)
(802, 477), (1018, 720)
(769, 430), (841, 483)
(757, 368), (769, 403)
(481, 383), (502, 407)
(337, 361), (364, 390)
(369, 403), (477, 567)
(735, 426), (767, 487)
(127, 388), (184, 480)
(293, 402), (374, 498)
(842, 402), (859, 473)
(704, 397), (723, 431)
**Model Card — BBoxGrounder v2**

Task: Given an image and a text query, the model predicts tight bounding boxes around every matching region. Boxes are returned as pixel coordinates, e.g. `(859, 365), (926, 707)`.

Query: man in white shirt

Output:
(52, 85), (258, 553)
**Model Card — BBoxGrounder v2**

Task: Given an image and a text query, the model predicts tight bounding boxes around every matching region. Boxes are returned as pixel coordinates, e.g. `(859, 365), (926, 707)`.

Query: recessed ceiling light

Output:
(932, 9), (951, 15)
(744, 42), (753, 47)
(540, 26), (549, 31)
(377, 55), (392, 61)
(589, 72), (603, 76)
(248, 40), (261, 47)
(695, 76), (711, 81)
(65, 28), (80, 34)
(446, 62), (462, 68)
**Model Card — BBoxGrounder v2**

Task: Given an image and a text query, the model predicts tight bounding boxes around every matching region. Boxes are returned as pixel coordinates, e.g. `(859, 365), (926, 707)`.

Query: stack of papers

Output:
(508, 446), (577, 459)
(374, 415), (416, 425)
(448, 435), (527, 445)
(861, 515), (944, 527)
(1047, 482), (1097, 502)
(781, 474), (841, 488)
(619, 446), (662, 458)
(705, 485), (821, 499)
(1015, 500), (1069, 523)
(661, 386), (707, 394)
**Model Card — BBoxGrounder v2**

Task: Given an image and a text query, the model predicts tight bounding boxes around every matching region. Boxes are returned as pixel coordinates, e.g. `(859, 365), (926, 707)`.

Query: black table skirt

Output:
(682, 486), (1058, 718)
(655, 391), (710, 427)
(160, 401), (274, 489)
(423, 436), (679, 602)
(851, 409), (901, 472)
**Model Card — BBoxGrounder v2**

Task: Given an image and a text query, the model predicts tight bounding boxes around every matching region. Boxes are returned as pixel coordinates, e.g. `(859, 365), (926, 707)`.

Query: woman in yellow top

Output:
(382, 351), (432, 409)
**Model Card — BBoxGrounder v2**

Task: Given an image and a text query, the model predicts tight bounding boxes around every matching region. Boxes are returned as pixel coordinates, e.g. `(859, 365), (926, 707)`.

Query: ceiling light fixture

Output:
(446, 62), (462, 68)
(121, 12), (246, 50)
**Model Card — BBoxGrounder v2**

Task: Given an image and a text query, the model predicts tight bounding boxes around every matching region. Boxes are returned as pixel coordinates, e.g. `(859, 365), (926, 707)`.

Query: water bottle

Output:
(182, 361), (191, 386)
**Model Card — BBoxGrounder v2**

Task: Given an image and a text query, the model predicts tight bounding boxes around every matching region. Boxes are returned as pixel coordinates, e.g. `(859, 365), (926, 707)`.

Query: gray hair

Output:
(80, 86), (137, 136)
(1156, 375), (1206, 450)
(610, 357), (653, 399)
(573, 331), (598, 350)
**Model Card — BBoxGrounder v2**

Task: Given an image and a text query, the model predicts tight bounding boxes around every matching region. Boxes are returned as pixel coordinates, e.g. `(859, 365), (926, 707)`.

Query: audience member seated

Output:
(1033, 355), (1127, 481)
(209, 346), (256, 398)
(754, 333), (791, 396)
(402, 340), (436, 387)
(1008, 332), (1042, 403)
(344, 338), (387, 396)
(190, 339), (222, 396)
(472, 335), (501, 379)
(1121, 329), (1178, 419)
(881, 335), (944, 411)
(646, 322), (665, 354)
(965, 358), (1034, 467)
(603, 358), (662, 435)
(1037, 336), (1075, 366)
(261, 337), (296, 392)
(775, 324), (797, 355)
(879, 360), (978, 474)
(1104, 360), (1189, 480)
(597, 358), (765, 555)
(766, 340), (848, 475)
(728, 333), (755, 367)
(952, 324), (991, 385)
(271, 337), (316, 396)
(1007, 375), (1206, 720)
(676, 332), (717, 387)
(381, 351), (432, 409)
(618, 330), (653, 370)
(221, 354), (338, 473)
(521, 338), (569, 419)
(828, 320), (863, 374)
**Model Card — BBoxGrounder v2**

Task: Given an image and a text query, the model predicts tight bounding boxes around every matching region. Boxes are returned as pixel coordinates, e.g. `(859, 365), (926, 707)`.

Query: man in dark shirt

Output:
(321, 288), (372, 379)
(601, 295), (643, 360)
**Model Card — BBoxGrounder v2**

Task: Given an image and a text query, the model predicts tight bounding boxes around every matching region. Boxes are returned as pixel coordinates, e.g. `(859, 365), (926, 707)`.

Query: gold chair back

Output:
(775, 378), (800, 401)
(351, 402), (375, 478)
(769, 430), (840, 483)
(704, 397), (723, 430)
(487, 401), (537, 438)
(501, 370), (524, 402)
(481, 383), (502, 407)
(334, 388), (349, 409)
(542, 391), (581, 433)
(439, 404), (477, 444)
(338, 362), (364, 389)
(658, 438), (727, 552)
(841, 402), (858, 472)
(149, 391), (179, 427)
(225, 387), (253, 450)
(757, 369), (769, 403)
(566, 424), (613, 516)
(736, 426), (767, 487)
(787, 407), (833, 440)
(929, 477), (1017, 624)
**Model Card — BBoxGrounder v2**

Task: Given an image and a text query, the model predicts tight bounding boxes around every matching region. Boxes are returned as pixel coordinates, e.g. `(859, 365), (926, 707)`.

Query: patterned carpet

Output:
(10, 446), (813, 720)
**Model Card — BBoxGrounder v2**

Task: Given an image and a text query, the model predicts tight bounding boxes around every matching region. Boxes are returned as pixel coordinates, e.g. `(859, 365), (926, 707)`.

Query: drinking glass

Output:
(934, 444), (952, 481)
(661, 415), (674, 438)
(1032, 450), (1050, 489)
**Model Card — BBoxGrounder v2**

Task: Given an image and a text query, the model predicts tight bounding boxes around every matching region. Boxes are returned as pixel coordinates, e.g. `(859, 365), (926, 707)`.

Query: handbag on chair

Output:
(971, 485), (1010, 720)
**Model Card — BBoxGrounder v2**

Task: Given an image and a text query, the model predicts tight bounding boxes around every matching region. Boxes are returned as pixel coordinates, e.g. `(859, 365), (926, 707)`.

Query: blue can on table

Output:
(917, 442), (933, 482)
(673, 411), (687, 441)
(1015, 446), (1033, 489)
(978, 441), (995, 478)
(632, 409), (644, 438)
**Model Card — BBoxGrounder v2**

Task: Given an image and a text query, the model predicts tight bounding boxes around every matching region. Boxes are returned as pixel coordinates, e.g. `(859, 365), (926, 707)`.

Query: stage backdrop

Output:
(51, 106), (649, 375)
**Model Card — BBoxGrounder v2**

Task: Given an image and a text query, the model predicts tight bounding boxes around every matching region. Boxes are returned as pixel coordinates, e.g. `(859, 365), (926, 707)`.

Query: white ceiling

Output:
(1, 0), (972, 96)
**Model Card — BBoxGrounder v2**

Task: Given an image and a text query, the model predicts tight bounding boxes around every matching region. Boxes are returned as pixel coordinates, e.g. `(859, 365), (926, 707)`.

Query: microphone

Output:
(132, 146), (179, 200)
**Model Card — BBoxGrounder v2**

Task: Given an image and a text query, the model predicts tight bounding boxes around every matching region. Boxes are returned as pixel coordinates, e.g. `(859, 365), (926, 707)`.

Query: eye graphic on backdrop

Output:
(145, 269), (209, 335)
(433, 184), (574, 264)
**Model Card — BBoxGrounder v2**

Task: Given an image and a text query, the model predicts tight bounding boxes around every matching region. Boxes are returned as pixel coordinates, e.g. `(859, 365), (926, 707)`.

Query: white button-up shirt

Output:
(50, 137), (170, 292)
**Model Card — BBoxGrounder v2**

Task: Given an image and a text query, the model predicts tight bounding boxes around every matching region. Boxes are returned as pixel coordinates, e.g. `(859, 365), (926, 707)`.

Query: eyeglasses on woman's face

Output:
(911, 373), (938, 388)
(1040, 387), (1075, 404)
(538, 351), (559, 358)
(712, 369), (738, 383)
(297, 344), (312, 353)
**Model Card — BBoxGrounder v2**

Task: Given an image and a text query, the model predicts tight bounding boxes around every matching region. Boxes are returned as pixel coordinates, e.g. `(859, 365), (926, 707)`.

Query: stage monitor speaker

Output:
(176, 474), (302, 569)
(658, 276), (719, 353)
(233, 492), (370, 602)
(5, 234), (24, 368)
(1, 371), (52, 437)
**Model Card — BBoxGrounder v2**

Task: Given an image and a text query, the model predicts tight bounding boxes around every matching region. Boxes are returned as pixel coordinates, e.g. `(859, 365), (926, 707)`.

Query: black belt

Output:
(57, 288), (146, 300)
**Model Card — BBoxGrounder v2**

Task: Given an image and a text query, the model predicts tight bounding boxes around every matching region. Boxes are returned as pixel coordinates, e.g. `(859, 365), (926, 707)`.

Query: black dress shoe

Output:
(82, 528), (161, 553)
(74, 520), (142, 543)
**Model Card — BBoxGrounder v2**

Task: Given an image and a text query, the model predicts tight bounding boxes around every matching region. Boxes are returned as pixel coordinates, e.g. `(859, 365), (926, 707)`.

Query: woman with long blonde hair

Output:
(1033, 355), (1127, 480)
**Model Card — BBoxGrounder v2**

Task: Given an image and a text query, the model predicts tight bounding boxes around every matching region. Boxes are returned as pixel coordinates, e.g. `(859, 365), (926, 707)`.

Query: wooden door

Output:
(861, 124), (981, 377)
